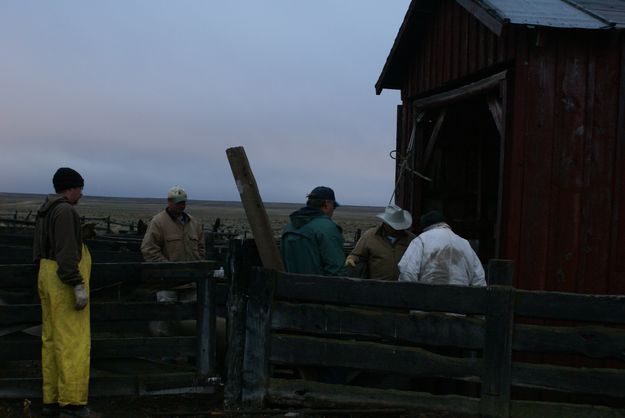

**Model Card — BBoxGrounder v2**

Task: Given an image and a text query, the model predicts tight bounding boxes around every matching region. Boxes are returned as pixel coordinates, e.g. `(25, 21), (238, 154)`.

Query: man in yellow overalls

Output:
(33, 167), (100, 418)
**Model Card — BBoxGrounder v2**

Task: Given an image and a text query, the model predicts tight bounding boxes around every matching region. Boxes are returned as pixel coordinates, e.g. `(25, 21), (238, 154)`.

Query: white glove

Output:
(73, 284), (88, 310)
(345, 258), (357, 268)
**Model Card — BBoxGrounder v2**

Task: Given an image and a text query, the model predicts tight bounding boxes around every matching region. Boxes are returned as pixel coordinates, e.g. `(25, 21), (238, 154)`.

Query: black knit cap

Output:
(420, 210), (446, 229)
(53, 167), (84, 193)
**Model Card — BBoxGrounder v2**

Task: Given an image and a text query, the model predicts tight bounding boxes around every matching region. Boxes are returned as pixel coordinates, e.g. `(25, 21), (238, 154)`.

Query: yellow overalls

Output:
(38, 244), (91, 406)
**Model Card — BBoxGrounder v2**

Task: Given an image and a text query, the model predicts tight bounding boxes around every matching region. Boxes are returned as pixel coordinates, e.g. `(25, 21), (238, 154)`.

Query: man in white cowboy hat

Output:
(345, 204), (415, 281)
(398, 210), (485, 286)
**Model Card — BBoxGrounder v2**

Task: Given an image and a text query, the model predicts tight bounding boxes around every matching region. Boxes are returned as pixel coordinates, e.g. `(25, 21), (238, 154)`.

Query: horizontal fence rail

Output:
(226, 261), (625, 418)
(0, 260), (219, 398)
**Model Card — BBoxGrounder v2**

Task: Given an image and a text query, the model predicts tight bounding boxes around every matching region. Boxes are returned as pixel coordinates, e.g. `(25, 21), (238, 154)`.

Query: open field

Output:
(0, 192), (384, 242)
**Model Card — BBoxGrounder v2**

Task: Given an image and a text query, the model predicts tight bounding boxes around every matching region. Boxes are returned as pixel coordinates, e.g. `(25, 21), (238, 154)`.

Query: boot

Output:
(41, 403), (59, 417)
(59, 405), (102, 418)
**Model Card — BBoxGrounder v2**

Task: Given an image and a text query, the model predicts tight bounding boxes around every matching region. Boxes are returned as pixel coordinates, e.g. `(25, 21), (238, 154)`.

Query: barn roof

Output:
(376, 0), (625, 94)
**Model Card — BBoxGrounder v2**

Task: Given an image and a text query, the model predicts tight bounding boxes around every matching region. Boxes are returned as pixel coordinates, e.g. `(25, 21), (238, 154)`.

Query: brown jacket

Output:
(347, 225), (415, 281)
(33, 194), (84, 286)
(141, 209), (205, 262)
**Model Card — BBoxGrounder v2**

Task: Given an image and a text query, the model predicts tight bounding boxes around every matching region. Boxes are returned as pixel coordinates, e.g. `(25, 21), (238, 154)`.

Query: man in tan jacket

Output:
(141, 185), (205, 262)
(345, 204), (415, 281)
(141, 185), (208, 341)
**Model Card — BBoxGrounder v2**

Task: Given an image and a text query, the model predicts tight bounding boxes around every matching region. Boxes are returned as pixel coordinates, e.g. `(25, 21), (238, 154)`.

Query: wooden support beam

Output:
(488, 95), (505, 139)
(412, 70), (507, 110)
(224, 239), (262, 408)
(226, 146), (284, 271)
(196, 273), (217, 380)
(422, 109), (447, 169)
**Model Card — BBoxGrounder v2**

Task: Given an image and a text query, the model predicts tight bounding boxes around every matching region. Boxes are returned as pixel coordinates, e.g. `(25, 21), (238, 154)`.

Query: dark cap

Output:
(53, 167), (84, 193)
(307, 186), (340, 207)
(420, 210), (446, 229)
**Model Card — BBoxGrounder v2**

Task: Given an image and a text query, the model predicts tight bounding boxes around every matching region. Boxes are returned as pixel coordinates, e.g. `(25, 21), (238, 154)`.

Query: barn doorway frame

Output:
(407, 70), (508, 260)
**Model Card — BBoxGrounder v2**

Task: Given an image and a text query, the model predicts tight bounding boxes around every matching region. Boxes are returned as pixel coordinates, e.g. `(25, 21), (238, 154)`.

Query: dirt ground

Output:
(0, 394), (475, 418)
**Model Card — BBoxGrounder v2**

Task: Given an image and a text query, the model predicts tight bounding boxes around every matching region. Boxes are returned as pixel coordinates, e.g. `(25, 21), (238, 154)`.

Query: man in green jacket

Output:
(281, 186), (346, 276)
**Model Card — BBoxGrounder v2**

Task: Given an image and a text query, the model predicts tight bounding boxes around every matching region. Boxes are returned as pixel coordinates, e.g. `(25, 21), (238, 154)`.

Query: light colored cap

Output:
(376, 204), (412, 230)
(167, 185), (187, 203)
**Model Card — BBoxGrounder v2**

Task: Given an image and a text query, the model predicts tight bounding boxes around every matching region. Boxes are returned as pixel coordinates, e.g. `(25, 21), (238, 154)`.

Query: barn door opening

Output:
(419, 97), (501, 261)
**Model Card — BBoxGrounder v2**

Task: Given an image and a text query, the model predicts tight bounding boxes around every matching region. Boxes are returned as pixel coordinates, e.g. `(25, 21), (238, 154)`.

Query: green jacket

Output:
(281, 206), (346, 276)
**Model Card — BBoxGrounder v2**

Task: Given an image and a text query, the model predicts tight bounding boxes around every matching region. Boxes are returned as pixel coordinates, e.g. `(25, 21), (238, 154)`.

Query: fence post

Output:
(224, 239), (261, 409)
(486, 259), (514, 286)
(226, 146), (284, 271)
(241, 267), (276, 408)
(480, 259), (515, 418)
(196, 270), (216, 381)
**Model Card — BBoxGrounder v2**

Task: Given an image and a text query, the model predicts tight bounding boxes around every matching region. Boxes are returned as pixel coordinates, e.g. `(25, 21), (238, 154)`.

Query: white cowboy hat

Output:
(376, 204), (412, 230)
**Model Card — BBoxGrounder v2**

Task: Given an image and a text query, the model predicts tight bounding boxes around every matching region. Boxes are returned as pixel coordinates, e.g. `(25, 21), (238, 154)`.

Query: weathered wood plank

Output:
(226, 146), (284, 271)
(0, 261), (214, 288)
(139, 261), (215, 282)
(510, 398), (625, 418)
(196, 275), (217, 379)
(272, 302), (485, 349)
(0, 373), (215, 398)
(480, 286), (515, 418)
(0, 264), (36, 287)
(224, 239), (261, 408)
(266, 378), (480, 415)
(0, 337), (196, 360)
(513, 323), (625, 361)
(515, 289), (625, 324)
(241, 268), (277, 408)
(511, 361), (625, 398)
(270, 334), (480, 379)
(0, 302), (196, 325)
(412, 70), (507, 110)
(275, 272), (487, 315)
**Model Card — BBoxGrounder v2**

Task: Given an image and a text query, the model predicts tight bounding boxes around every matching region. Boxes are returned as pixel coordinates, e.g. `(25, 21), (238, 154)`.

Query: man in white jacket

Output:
(398, 210), (485, 286)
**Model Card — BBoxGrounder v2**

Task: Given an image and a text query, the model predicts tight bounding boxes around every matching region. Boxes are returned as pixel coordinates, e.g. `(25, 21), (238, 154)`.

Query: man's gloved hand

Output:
(73, 284), (88, 310)
(345, 257), (357, 268)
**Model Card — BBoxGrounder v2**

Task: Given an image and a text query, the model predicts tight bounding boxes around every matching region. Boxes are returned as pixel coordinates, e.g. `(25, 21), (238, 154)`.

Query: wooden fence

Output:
(0, 230), (237, 265)
(0, 261), (221, 397)
(225, 261), (625, 418)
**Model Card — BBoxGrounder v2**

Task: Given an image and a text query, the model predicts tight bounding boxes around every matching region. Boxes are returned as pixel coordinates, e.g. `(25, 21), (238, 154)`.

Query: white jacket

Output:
(398, 223), (485, 286)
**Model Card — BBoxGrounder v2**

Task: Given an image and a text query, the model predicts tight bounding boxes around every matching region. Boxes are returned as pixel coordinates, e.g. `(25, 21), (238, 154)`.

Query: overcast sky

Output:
(0, 1), (409, 206)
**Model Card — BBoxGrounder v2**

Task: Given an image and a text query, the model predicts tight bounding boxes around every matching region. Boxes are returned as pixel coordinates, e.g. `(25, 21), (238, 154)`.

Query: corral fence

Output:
(0, 226), (240, 268)
(225, 260), (625, 418)
(0, 214), (138, 234)
(0, 261), (222, 397)
(0, 232), (144, 264)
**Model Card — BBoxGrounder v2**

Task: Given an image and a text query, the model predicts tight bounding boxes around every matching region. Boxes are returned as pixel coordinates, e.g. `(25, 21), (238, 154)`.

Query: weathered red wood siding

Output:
(402, 0), (514, 100)
(504, 28), (624, 295)
(396, 0), (625, 295)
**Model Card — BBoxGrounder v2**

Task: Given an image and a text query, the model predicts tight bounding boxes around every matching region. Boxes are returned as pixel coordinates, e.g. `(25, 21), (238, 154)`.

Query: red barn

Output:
(376, 0), (625, 294)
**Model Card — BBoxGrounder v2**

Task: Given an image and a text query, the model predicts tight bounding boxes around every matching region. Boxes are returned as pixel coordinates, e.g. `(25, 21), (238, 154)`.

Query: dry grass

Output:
(0, 192), (383, 242)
